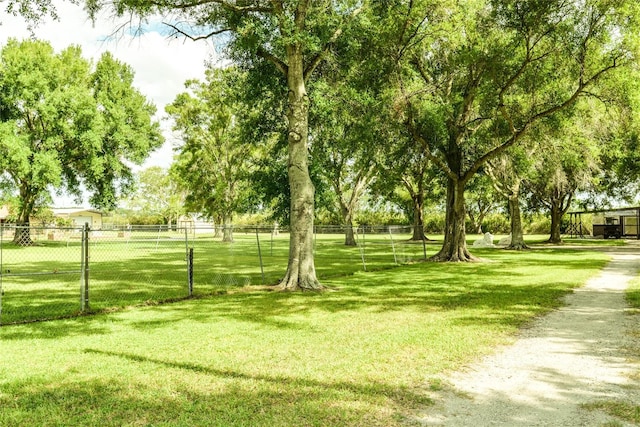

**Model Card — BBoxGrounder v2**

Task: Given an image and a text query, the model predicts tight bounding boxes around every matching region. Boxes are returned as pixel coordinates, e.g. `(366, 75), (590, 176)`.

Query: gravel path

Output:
(415, 249), (640, 426)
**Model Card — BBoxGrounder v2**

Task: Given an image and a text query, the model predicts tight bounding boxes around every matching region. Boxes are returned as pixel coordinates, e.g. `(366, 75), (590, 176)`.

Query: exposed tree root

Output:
(274, 269), (324, 292)
(429, 248), (480, 262)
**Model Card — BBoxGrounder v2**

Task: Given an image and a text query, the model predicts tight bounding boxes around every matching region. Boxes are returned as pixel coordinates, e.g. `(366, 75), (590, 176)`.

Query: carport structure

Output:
(567, 206), (640, 239)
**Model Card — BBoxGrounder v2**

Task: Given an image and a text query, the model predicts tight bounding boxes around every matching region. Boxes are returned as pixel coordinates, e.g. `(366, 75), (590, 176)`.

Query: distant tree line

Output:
(4, 0), (640, 290)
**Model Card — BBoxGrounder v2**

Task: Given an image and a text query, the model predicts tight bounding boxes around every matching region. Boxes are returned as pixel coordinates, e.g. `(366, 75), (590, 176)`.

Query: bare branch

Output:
(162, 22), (231, 41)
(397, 4), (431, 62)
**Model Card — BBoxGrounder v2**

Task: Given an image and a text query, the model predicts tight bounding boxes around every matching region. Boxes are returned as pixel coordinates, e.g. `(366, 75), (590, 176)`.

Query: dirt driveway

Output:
(415, 246), (640, 426)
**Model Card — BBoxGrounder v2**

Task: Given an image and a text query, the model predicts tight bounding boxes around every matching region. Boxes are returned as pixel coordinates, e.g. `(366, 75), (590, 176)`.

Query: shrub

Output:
(525, 214), (551, 234)
(423, 211), (445, 234)
(479, 213), (510, 234)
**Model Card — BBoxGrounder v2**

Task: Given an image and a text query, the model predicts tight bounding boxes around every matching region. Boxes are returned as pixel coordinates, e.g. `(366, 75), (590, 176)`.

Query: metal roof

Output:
(568, 206), (640, 216)
(52, 207), (103, 215)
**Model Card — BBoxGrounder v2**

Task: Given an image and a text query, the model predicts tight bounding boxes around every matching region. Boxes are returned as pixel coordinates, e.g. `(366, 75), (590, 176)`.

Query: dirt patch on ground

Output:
(414, 248), (640, 426)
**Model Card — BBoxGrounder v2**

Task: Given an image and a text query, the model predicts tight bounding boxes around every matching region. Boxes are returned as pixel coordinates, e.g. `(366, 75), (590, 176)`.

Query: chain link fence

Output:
(0, 223), (428, 325)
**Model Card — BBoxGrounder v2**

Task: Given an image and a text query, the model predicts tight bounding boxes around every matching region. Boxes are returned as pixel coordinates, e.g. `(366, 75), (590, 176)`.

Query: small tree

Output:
(465, 173), (499, 236)
(485, 143), (538, 250)
(125, 167), (185, 228)
(311, 79), (379, 246)
(167, 67), (257, 243)
(527, 114), (602, 244)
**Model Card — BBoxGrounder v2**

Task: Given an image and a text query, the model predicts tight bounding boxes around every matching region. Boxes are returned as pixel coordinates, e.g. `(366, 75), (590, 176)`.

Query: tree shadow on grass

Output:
(0, 248), (609, 340)
(0, 349), (432, 427)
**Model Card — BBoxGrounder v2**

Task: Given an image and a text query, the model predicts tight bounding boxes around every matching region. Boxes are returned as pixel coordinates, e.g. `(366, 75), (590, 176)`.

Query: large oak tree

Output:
(386, 0), (640, 261)
(82, 0), (366, 290)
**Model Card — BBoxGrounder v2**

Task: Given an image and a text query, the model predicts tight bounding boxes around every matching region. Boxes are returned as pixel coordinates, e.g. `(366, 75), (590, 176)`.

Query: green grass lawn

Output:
(0, 231), (622, 324)
(0, 231), (429, 324)
(0, 246), (610, 426)
(0, 231), (626, 325)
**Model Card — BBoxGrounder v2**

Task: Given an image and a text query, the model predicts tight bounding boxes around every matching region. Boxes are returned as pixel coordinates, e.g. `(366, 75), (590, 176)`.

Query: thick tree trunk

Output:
(222, 214), (233, 243)
(339, 202), (357, 246)
(12, 222), (32, 246)
(506, 195), (529, 250)
(431, 178), (478, 262)
(344, 223), (356, 246)
(410, 193), (428, 241)
(276, 47), (321, 291)
(12, 193), (34, 246)
(548, 202), (563, 244)
(213, 215), (223, 238)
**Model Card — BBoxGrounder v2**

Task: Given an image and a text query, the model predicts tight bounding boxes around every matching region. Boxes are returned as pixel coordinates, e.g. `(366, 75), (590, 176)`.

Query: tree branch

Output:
(257, 47), (288, 75)
(295, 0), (310, 31)
(406, 116), (456, 181)
(149, 0), (272, 13)
(162, 22), (231, 41)
(303, 4), (364, 81)
(466, 54), (626, 183)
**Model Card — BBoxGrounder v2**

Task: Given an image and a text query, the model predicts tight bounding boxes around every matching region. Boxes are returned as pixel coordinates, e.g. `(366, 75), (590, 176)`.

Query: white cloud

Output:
(0, 1), (217, 169)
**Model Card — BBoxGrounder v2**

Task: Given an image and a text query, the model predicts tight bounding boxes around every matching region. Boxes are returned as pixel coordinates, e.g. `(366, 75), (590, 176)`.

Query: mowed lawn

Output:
(0, 245), (610, 426)
(0, 231), (428, 324)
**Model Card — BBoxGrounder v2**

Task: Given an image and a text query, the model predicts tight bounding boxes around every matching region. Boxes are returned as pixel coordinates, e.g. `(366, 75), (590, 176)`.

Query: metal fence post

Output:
(188, 248), (194, 297)
(256, 227), (265, 284)
(358, 226), (367, 272)
(421, 226), (428, 260)
(184, 226), (191, 295)
(80, 223), (90, 311)
(389, 227), (398, 264)
(155, 225), (161, 250)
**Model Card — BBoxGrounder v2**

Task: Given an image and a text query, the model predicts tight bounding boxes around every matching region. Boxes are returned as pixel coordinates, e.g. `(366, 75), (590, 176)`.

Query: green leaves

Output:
(0, 39), (162, 222)
(167, 67), (256, 221)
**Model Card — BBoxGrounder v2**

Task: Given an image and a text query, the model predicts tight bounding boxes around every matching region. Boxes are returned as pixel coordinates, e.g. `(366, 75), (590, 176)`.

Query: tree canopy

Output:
(6, 0), (640, 267)
(167, 67), (257, 242)
(0, 38), (162, 244)
(384, 0), (640, 260)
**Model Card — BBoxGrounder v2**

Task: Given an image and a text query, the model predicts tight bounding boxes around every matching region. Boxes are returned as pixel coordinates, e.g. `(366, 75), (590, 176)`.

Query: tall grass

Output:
(0, 247), (609, 426)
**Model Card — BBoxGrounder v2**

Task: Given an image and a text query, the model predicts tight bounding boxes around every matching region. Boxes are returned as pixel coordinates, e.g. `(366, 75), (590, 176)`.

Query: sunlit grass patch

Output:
(0, 247), (611, 426)
(627, 276), (640, 313)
